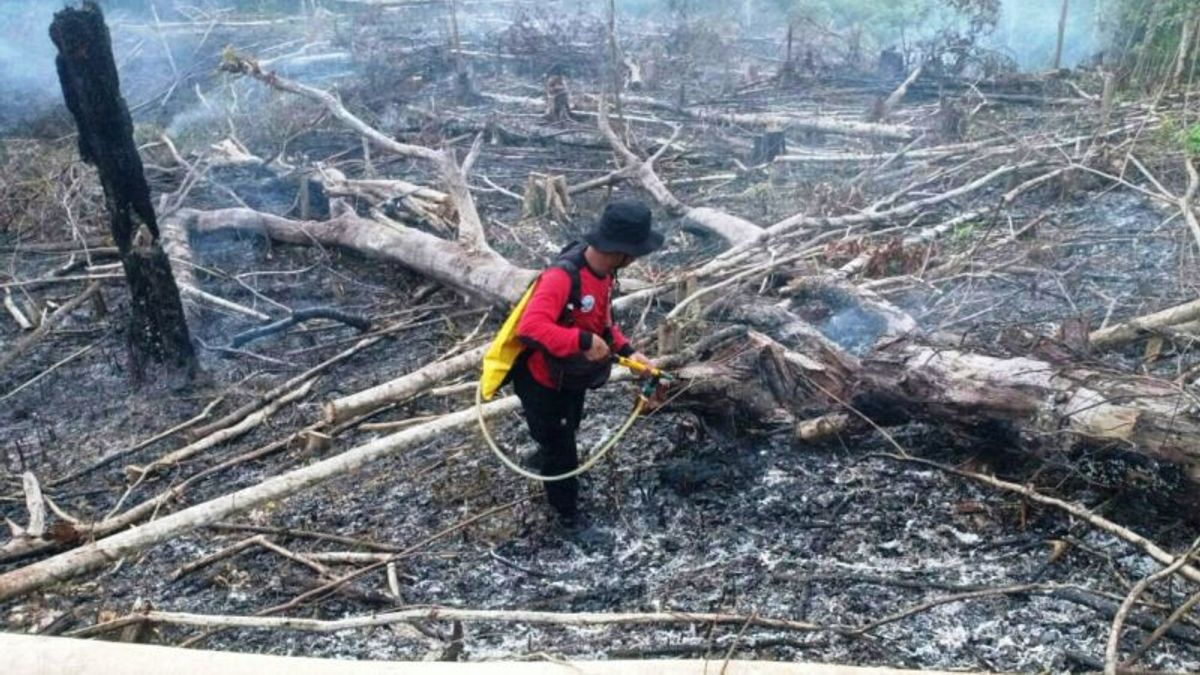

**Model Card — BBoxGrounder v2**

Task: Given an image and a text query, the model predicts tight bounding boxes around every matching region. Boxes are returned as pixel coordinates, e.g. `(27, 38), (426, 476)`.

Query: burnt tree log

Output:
(50, 2), (195, 379)
(675, 328), (1200, 492)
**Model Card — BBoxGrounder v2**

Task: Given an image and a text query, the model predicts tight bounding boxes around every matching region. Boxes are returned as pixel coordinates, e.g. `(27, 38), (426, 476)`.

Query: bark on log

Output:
(858, 344), (1200, 477)
(50, 2), (195, 379)
(681, 329), (1200, 483)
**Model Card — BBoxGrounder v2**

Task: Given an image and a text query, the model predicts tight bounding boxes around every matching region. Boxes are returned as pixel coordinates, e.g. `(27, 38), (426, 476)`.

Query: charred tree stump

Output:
(935, 96), (966, 142)
(544, 65), (574, 123)
(50, 2), (195, 380)
(751, 130), (787, 165)
(521, 173), (570, 221)
(877, 47), (905, 82)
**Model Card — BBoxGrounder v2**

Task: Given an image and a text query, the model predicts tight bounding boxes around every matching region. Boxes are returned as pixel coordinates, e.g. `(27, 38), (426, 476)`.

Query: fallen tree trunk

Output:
(858, 343), (1200, 475)
(701, 111), (917, 141)
(5, 312), (1199, 600)
(220, 50), (493, 254)
(596, 98), (762, 247)
(1089, 297), (1200, 348)
(872, 65), (923, 121)
(3, 633), (973, 675)
(676, 330), (1200, 482)
(168, 204), (533, 307)
(323, 345), (485, 423)
(0, 396), (521, 603)
(700, 331), (1200, 473)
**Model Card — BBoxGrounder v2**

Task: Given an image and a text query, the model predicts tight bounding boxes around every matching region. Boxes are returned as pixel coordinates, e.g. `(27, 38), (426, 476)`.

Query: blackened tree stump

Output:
(50, 1), (195, 381)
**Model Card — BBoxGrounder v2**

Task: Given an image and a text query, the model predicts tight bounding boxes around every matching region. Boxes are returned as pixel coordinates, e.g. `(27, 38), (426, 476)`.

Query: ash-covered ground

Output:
(3, 185), (1200, 673)
(3, 4), (1200, 672)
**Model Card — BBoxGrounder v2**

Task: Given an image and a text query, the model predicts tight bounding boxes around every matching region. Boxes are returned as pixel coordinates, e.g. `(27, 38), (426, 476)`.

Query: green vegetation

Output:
(1108, 0), (1198, 89)
(1188, 124), (1200, 155)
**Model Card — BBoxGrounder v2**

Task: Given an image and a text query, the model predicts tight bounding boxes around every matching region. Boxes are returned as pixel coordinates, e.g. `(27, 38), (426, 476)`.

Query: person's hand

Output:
(628, 351), (656, 378)
(583, 334), (610, 362)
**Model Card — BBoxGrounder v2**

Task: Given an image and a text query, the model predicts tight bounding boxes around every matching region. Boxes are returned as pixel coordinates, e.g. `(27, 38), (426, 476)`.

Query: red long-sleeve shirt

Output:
(517, 264), (632, 390)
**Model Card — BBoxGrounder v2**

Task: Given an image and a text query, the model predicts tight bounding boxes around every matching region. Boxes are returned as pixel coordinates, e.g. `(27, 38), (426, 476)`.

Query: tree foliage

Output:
(1107, 0), (1198, 88)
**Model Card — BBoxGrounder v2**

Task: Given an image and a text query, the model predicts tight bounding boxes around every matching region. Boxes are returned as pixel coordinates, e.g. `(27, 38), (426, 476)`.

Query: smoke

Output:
(0, 1), (63, 131)
(989, 0), (1102, 70)
(0, 1), (187, 134)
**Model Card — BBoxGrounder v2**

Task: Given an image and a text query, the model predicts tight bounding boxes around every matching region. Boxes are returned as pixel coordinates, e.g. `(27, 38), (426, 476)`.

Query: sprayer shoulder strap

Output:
(548, 244), (586, 323)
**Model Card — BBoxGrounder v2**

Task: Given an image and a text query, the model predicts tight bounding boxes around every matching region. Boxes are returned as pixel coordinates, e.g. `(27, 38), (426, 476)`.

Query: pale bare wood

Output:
(0, 397), (522, 602)
(219, 52), (494, 255)
(0, 281), (100, 374)
(80, 606), (818, 636)
(189, 336), (382, 439)
(3, 632), (979, 675)
(1182, 157), (1200, 254)
(596, 98), (761, 246)
(171, 206), (532, 307)
(178, 284), (271, 322)
(1089, 298), (1200, 348)
(323, 345), (484, 423)
(128, 378), (317, 480)
(3, 290), (33, 330)
(877, 65), (923, 121)
(701, 110), (917, 140)
(20, 473), (45, 540)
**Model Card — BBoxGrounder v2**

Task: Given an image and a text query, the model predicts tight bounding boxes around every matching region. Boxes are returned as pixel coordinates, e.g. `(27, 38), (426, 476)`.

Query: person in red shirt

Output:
(513, 200), (663, 527)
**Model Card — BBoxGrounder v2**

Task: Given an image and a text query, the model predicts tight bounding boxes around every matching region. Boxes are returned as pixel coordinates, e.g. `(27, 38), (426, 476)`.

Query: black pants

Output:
(512, 362), (587, 519)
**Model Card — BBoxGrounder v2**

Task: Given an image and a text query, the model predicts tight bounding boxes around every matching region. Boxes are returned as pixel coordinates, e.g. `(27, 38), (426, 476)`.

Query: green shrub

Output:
(1187, 124), (1200, 155)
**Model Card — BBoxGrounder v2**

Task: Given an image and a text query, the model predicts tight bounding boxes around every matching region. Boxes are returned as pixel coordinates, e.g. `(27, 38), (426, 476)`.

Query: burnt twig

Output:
(229, 307), (372, 349)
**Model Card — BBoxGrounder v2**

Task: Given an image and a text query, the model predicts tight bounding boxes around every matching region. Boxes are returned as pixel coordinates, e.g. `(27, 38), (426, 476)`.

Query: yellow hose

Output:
(475, 380), (644, 482)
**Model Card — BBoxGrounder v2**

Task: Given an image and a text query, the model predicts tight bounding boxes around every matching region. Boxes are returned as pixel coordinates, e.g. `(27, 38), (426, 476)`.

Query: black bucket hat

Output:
(584, 200), (664, 257)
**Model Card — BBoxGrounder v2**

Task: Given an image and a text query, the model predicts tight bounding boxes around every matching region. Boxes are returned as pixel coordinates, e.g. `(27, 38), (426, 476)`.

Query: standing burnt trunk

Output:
(544, 65), (573, 122)
(777, 23), (798, 88)
(50, 2), (195, 381)
(751, 129), (787, 165)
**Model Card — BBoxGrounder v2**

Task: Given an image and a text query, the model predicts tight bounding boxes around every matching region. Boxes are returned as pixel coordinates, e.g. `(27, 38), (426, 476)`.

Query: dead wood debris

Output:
(3, 3), (1200, 672)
